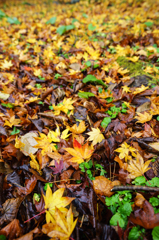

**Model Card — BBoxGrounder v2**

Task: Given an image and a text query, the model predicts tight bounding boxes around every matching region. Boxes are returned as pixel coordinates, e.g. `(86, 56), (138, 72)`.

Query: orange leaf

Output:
(93, 176), (120, 197)
(64, 139), (94, 164)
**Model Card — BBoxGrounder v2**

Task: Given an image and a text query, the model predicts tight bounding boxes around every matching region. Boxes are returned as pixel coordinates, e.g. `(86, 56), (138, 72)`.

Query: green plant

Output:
(152, 226), (159, 240)
(35, 83), (42, 88)
(83, 74), (107, 87)
(128, 226), (145, 240)
(95, 164), (107, 176)
(78, 92), (95, 99)
(38, 75), (45, 81)
(55, 73), (62, 79)
(105, 190), (133, 228)
(44, 182), (53, 191)
(79, 160), (95, 180)
(33, 193), (41, 203)
(46, 16), (56, 25)
(101, 117), (111, 128)
(56, 25), (75, 35)
(11, 126), (20, 135)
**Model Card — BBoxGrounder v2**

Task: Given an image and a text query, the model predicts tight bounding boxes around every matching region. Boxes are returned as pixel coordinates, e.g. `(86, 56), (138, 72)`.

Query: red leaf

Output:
(73, 139), (81, 149)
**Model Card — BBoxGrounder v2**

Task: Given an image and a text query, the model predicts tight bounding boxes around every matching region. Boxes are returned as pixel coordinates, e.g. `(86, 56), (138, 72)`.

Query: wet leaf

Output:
(42, 206), (77, 240)
(43, 186), (74, 223)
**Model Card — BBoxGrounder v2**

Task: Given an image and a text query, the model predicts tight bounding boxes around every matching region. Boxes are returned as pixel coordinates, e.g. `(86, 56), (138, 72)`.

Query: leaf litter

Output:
(0, 0), (159, 239)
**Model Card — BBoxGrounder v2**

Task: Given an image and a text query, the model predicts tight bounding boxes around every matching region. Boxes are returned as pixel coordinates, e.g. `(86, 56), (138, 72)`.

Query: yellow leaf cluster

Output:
(42, 206), (77, 240)
(52, 98), (75, 116)
(43, 186), (74, 224)
(115, 142), (137, 162)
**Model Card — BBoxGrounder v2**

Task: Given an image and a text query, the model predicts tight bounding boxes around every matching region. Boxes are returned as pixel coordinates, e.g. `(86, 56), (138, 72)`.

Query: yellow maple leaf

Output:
(122, 85), (131, 94)
(135, 112), (152, 123)
(127, 153), (151, 179)
(118, 67), (129, 75)
(67, 121), (86, 134)
(43, 186), (74, 223)
(87, 128), (104, 146)
(115, 142), (137, 162)
(29, 153), (42, 175)
(33, 68), (42, 77)
(64, 139), (94, 164)
(133, 85), (149, 95)
(127, 56), (139, 62)
(4, 116), (21, 128)
(42, 206), (77, 240)
(61, 129), (70, 140)
(52, 98), (75, 116)
(34, 132), (57, 156)
(98, 89), (113, 99)
(25, 97), (40, 104)
(1, 60), (13, 70)
(15, 136), (25, 150)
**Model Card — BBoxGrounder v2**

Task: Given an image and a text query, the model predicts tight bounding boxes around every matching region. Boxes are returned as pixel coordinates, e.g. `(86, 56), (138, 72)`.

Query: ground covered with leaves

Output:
(0, 0), (159, 239)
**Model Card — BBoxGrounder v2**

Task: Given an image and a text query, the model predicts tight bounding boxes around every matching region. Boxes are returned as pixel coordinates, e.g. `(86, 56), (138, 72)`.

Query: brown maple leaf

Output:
(130, 200), (159, 229)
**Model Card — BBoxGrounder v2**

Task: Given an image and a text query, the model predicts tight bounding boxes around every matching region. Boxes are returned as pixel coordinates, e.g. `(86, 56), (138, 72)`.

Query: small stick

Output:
(111, 185), (159, 192)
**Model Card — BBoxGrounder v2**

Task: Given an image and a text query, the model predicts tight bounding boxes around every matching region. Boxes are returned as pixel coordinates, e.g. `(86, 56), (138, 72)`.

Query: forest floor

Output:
(0, 0), (159, 239)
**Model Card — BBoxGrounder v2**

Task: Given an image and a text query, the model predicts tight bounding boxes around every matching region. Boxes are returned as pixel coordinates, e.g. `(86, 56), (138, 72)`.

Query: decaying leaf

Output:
(15, 132), (39, 156)
(130, 200), (159, 229)
(0, 219), (23, 240)
(93, 176), (120, 197)
(0, 197), (23, 225)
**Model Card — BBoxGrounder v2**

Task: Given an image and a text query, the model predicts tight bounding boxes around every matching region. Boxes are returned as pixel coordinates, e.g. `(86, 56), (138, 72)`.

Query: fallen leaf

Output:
(0, 219), (22, 240)
(20, 132), (38, 156)
(43, 186), (74, 223)
(135, 112), (152, 123)
(133, 85), (149, 95)
(0, 197), (23, 225)
(127, 153), (151, 179)
(149, 142), (159, 151)
(93, 176), (120, 197)
(16, 227), (41, 240)
(115, 142), (137, 162)
(87, 127), (105, 146)
(130, 200), (159, 229)
(68, 121), (86, 134)
(134, 193), (145, 208)
(64, 138), (94, 164)
(42, 206), (77, 240)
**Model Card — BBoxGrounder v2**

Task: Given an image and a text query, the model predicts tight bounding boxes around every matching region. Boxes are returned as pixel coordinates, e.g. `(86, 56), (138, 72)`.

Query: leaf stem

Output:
(24, 209), (46, 223)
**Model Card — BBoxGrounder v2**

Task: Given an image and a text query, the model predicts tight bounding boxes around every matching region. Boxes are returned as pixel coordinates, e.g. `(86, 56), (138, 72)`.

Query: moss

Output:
(116, 56), (146, 77)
